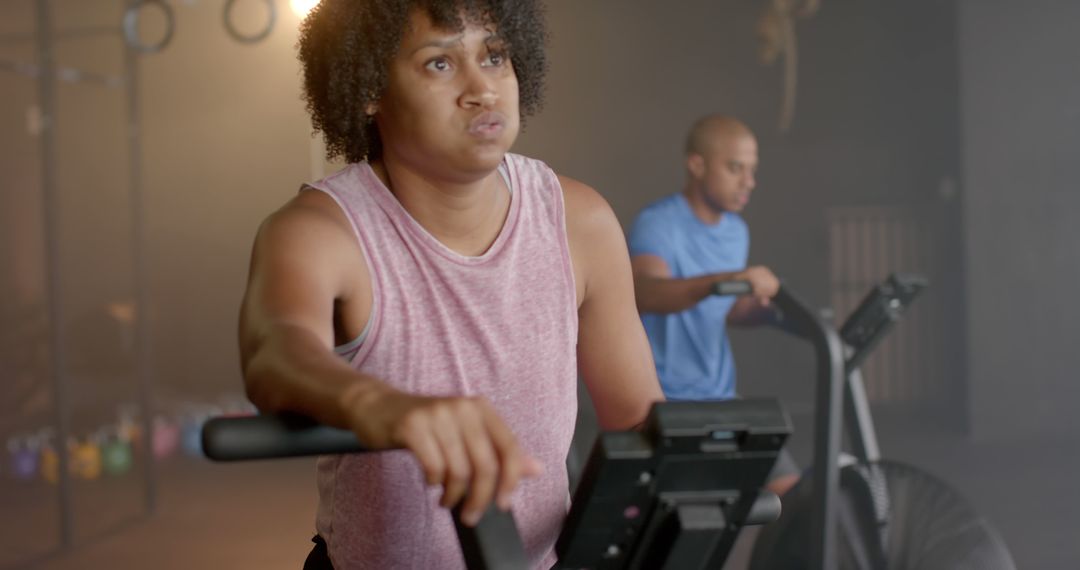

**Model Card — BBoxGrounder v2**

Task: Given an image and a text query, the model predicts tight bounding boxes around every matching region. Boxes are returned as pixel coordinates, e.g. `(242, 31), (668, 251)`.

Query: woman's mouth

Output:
(469, 112), (506, 139)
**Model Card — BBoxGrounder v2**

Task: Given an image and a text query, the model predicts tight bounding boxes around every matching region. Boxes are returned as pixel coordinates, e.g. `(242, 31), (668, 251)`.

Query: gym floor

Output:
(3, 410), (1076, 570)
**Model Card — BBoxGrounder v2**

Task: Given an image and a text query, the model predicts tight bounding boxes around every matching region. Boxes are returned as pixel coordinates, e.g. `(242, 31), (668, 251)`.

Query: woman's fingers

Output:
(458, 404), (500, 525)
(366, 394), (541, 526)
(484, 408), (534, 511)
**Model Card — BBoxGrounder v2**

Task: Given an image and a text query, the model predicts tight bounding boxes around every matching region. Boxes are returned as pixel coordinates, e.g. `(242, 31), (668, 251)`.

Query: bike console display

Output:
(839, 273), (927, 371)
(556, 399), (791, 570)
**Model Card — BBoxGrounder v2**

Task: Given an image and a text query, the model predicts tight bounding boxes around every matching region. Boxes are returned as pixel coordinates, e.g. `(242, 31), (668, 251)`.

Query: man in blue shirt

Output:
(628, 114), (798, 495)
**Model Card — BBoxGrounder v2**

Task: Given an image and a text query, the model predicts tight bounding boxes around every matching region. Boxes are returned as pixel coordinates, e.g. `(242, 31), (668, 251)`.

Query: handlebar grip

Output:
(711, 280), (753, 297)
(745, 490), (782, 525)
(201, 414), (366, 461)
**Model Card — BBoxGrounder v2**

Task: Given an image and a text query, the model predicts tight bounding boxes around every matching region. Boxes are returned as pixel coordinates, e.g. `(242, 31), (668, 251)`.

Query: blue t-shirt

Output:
(628, 193), (749, 400)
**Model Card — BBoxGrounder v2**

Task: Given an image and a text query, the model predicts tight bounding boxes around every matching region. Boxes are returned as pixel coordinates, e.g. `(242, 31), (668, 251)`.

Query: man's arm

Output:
(631, 255), (780, 317)
(239, 191), (537, 525)
(631, 255), (747, 314)
(726, 295), (779, 327)
(562, 177), (665, 430)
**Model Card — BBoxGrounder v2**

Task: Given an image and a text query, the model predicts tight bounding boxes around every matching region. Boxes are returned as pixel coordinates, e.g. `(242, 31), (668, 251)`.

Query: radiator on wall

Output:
(828, 206), (943, 406)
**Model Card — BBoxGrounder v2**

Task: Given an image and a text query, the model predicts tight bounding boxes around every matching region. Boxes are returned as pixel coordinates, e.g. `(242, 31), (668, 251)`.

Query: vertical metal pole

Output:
(843, 366), (882, 464)
(35, 0), (75, 548)
(808, 312), (844, 570)
(772, 288), (843, 570)
(122, 2), (157, 515)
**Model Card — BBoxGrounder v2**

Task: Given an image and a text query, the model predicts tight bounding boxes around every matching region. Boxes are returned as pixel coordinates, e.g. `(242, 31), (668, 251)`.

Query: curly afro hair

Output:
(297, 0), (548, 164)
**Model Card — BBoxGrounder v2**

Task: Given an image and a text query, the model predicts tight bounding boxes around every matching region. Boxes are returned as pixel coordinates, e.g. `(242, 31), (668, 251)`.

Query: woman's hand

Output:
(342, 388), (543, 526)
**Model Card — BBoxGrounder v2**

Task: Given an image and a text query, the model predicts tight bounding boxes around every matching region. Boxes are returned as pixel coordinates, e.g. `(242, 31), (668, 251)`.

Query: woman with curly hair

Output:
(238, 1), (663, 567)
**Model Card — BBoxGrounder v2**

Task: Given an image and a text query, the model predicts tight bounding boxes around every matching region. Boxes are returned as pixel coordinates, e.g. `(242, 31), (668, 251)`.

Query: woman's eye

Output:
(426, 58), (451, 72)
(485, 51), (507, 66)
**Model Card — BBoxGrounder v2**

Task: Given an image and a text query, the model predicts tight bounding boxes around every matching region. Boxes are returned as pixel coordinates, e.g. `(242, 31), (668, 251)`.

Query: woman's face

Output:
(374, 8), (520, 182)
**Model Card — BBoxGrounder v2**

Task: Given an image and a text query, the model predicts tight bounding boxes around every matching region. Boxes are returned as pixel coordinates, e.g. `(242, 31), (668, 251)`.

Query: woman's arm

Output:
(561, 176), (666, 430)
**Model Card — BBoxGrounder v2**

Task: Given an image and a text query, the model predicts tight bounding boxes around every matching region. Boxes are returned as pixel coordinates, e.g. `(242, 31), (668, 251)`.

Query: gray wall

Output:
(958, 0), (1080, 441)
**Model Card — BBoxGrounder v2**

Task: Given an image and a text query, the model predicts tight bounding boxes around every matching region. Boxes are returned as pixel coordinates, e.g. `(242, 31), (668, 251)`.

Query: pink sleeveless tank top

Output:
(304, 153), (579, 569)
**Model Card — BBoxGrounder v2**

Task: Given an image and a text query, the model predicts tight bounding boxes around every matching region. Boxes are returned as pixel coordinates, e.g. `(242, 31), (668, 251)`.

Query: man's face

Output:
(691, 133), (759, 214)
(374, 8), (520, 181)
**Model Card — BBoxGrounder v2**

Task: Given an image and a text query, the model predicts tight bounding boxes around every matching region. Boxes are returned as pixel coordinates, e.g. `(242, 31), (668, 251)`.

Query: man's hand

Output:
(342, 388), (543, 527)
(736, 265), (780, 305)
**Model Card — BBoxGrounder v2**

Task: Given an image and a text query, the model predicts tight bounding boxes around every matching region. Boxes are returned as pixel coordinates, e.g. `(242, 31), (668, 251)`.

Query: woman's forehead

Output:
(398, 13), (501, 55)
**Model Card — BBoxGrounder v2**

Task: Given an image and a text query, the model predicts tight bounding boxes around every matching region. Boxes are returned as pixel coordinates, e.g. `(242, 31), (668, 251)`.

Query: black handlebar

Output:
(202, 414), (364, 461)
(711, 280), (754, 297)
(202, 415), (529, 568)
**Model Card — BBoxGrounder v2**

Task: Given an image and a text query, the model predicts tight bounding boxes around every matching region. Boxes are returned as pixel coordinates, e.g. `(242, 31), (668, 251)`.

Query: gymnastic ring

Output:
(122, 0), (176, 55)
(223, 0), (277, 45)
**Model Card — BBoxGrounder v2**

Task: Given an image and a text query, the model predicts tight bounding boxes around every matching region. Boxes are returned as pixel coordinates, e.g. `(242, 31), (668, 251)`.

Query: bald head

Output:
(681, 115), (759, 218)
(685, 115), (755, 157)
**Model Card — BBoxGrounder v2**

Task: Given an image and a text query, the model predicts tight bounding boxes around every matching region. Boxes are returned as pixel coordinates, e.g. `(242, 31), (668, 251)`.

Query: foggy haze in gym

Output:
(1, 1), (1077, 568)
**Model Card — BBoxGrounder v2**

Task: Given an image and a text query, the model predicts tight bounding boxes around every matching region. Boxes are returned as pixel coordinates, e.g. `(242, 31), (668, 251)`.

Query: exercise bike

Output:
(202, 398), (789, 569)
(714, 274), (1016, 570)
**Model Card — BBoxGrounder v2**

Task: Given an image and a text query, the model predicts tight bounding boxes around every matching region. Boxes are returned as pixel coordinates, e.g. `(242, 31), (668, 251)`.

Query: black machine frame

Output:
(555, 399), (789, 569)
(715, 273), (929, 569)
(838, 273), (928, 467)
(203, 398), (791, 570)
